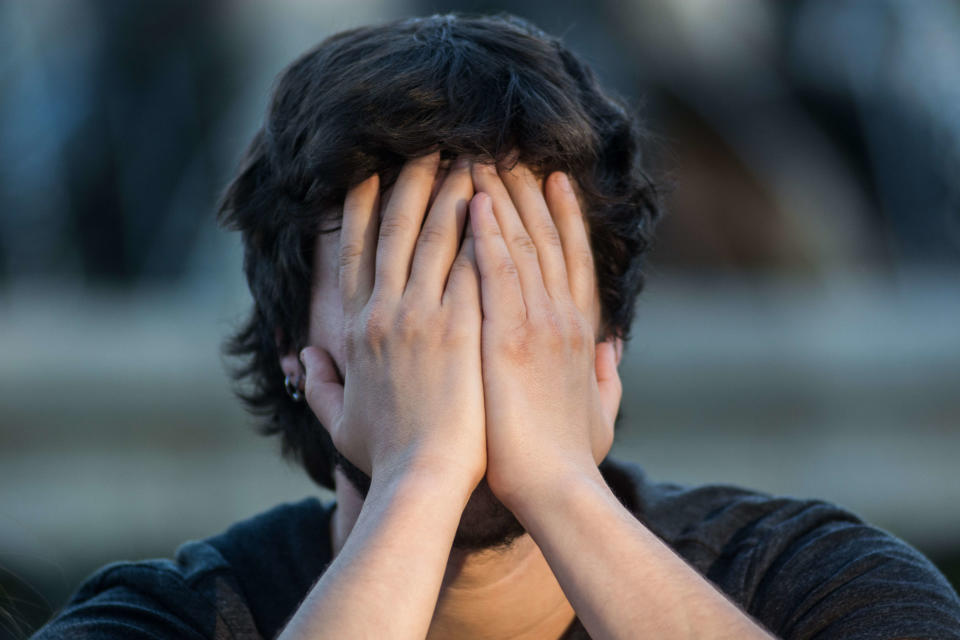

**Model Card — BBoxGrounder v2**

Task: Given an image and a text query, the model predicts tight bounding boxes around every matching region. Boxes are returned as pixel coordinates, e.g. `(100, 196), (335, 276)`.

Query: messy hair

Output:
(217, 13), (662, 489)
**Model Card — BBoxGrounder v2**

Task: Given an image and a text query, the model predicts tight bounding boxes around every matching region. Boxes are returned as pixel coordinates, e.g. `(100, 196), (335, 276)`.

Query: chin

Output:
(451, 476), (527, 551)
(334, 453), (526, 552)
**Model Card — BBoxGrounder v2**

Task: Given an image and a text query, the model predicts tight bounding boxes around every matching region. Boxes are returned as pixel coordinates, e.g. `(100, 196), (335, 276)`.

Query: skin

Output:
(277, 152), (775, 639)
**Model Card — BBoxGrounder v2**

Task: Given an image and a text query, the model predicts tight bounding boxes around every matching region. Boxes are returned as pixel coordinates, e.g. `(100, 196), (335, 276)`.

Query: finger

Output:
(339, 174), (381, 316)
(472, 162), (549, 308)
(300, 346), (345, 433)
(374, 152), (441, 298)
(469, 192), (526, 325)
(407, 156), (474, 302)
(443, 209), (478, 308)
(595, 339), (622, 429)
(499, 164), (570, 301)
(442, 227), (480, 314)
(545, 171), (595, 316)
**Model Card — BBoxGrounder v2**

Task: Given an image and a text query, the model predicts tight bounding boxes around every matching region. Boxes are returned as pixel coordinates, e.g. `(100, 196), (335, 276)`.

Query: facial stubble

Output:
(333, 450), (527, 552)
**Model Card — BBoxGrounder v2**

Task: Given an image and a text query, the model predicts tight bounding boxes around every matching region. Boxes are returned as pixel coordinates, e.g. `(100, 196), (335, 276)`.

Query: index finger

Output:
(338, 173), (380, 317)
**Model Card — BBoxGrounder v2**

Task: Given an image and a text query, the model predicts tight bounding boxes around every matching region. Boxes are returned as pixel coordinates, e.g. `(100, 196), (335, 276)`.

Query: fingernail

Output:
(452, 156), (471, 171)
(299, 348), (308, 367)
(558, 172), (572, 193)
(474, 191), (492, 212)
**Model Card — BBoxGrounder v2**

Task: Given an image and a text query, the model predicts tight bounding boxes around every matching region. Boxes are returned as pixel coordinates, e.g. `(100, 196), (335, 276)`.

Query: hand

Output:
(300, 153), (485, 490)
(469, 162), (622, 509)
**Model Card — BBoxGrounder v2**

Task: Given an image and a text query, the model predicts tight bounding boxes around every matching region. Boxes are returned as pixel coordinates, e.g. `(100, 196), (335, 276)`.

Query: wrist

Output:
(493, 454), (605, 519)
(512, 466), (613, 548)
(369, 453), (481, 508)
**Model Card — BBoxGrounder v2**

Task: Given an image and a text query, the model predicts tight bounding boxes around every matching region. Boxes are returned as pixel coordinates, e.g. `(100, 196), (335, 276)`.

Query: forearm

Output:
(279, 467), (473, 640)
(511, 467), (776, 640)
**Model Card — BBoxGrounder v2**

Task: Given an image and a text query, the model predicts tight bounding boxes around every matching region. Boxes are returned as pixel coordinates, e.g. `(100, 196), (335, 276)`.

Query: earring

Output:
(284, 375), (304, 402)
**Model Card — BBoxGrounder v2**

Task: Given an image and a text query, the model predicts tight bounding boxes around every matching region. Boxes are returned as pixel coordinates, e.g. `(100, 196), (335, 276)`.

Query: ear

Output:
(275, 327), (304, 379)
(592, 337), (622, 463)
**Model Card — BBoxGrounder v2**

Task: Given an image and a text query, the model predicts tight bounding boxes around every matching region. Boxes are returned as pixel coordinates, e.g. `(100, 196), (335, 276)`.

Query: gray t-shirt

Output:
(32, 457), (960, 639)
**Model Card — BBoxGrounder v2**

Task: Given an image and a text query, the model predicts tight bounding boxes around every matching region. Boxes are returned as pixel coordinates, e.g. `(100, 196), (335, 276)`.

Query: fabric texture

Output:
(32, 457), (960, 639)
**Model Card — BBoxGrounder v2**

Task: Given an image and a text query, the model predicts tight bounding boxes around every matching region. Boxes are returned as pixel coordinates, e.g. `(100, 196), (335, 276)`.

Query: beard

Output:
(333, 450), (527, 552)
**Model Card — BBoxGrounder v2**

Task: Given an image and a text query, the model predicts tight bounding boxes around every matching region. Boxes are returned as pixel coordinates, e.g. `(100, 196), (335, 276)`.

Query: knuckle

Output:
(378, 217), (408, 240)
(529, 307), (589, 351)
(394, 300), (423, 333)
(566, 312), (591, 350)
(416, 225), (448, 249)
(574, 248), (595, 273)
(497, 323), (535, 363)
(338, 242), (364, 268)
(361, 305), (391, 345)
(482, 220), (503, 238)
(501, 335), (534, 364)
(511, 233), (538, 255)
(495, 258), (519, 280)
(568, 326), (586, 351)
(539, 311), (566, 347)
(536, 224), (563, 248)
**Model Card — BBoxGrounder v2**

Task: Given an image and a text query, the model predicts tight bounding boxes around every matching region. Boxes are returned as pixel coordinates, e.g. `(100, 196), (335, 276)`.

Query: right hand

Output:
(299, 153), (486, 489)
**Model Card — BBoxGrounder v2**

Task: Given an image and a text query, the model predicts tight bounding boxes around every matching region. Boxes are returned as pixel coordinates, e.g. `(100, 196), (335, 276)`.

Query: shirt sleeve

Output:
(31, 582), (210, 640)
(31, 544), (262, 640)
(740, 501), (960, 640)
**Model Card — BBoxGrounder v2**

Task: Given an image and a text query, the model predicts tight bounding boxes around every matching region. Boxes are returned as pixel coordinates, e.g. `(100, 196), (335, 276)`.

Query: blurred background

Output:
(2, 0), (958, 635)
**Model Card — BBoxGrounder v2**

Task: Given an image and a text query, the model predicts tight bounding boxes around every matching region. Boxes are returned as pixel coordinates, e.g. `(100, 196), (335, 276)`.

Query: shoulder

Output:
(600, 457), (960, 639)
(33, 497), (333, 640)
(205, 496), (334, 634)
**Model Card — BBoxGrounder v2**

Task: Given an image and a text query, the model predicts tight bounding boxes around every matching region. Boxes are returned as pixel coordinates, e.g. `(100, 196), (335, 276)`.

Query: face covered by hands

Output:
(296, 153), (622, 549)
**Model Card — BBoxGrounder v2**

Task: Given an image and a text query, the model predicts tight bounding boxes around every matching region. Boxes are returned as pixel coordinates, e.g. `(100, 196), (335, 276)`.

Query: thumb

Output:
(299, 346), (345, 432)
(595, 339), (622, 427)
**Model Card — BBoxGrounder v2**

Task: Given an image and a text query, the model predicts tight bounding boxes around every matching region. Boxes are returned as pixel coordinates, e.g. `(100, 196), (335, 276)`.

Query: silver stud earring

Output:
(284, 375), (304, 402)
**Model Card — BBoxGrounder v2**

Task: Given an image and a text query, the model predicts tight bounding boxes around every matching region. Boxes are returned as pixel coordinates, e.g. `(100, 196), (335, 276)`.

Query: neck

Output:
(330, 469), (576, 640)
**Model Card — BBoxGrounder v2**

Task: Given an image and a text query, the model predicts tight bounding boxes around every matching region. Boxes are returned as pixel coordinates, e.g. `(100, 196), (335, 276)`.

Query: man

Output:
(34, 13), (960, 640)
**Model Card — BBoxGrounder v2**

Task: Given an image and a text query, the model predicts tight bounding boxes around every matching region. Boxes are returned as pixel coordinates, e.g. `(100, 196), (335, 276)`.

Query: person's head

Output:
(217, 13), (661, 546)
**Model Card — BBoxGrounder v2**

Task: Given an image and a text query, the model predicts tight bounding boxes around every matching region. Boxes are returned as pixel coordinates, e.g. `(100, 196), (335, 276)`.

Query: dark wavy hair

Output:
(217, 13), (662, 489)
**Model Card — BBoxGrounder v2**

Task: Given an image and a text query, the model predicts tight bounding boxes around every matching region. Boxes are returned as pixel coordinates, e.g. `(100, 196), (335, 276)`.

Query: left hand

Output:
(469, 161), (623, 511)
